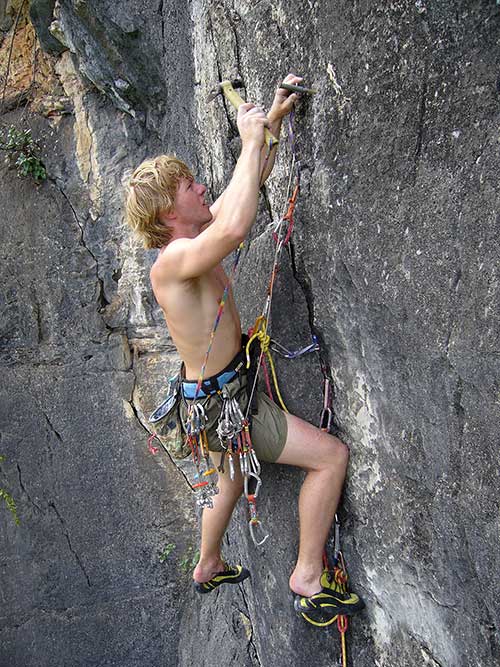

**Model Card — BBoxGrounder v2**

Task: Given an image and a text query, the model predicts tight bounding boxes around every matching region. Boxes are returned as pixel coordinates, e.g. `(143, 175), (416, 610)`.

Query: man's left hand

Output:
(268, 73), (304, 121)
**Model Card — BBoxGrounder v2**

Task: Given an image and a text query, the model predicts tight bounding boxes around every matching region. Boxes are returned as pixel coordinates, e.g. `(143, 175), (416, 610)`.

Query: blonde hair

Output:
(124, 155), (193, 249)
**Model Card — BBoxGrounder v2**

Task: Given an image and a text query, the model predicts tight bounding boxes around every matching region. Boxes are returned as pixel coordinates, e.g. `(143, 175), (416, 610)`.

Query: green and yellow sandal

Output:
(193, 563), (251, 594)
(294, 567), (365, 627)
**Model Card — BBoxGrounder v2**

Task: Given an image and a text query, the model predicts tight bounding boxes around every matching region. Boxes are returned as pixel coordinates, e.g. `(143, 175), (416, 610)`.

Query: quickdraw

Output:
(319, 374), (333, 432)
(216, 387), (268, 546)
(185, 402), (219, 508)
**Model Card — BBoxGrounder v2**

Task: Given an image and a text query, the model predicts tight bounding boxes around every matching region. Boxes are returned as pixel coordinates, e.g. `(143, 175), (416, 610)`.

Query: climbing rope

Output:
(191, 242), (244, 402)
(244, 110), (301, 420)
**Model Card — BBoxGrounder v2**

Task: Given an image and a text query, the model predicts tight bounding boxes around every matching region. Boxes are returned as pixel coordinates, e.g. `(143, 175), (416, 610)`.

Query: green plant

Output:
(179, 547), (200, 574)
(0, 125), (47, 183)
(159, 542), (176, 562)
(0, 456), (20, 525)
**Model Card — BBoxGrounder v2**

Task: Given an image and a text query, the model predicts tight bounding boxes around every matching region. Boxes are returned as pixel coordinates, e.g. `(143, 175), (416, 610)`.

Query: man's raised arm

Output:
(157, 103), (270, 281)
(259, 73), (303, 186)
(209, 73), (303, 217)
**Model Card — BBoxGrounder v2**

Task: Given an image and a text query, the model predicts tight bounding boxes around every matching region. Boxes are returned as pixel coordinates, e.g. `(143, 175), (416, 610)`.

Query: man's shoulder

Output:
(150, 239), (192, 282)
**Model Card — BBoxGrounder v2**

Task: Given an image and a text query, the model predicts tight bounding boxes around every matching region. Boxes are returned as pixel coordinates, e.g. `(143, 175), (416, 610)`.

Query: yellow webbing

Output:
(246, 316), (289, 413)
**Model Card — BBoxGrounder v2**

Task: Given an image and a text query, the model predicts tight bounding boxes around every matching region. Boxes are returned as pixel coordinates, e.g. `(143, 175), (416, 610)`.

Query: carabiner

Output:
(249, 449), (261, 476)
(244, 471), (262, 499)
(241, 452), (249, 476)
(320, 407), (332, 432)
(249, 518), (269, 546)
(333, 513), (341, 561)
(271, 335), (319, 360)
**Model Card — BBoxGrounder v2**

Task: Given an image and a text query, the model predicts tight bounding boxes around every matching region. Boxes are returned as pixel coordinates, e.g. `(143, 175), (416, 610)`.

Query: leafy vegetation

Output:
(159, 539), (200, 574)
(159, 542), (176, 562)
(179, 547), (200, 574)
(0, 456), (20, 525)
(0, 125), (47, 183)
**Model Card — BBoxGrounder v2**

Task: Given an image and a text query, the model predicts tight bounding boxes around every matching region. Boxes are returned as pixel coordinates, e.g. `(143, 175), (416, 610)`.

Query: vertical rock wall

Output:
(1, 2), (499, 666)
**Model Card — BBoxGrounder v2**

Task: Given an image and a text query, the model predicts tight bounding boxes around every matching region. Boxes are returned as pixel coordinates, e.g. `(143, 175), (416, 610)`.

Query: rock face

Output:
(1, 2), (499, 666)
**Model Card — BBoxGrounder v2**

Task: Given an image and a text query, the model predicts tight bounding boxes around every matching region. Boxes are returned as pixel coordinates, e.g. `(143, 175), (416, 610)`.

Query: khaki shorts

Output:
(179, 370), (288, 463)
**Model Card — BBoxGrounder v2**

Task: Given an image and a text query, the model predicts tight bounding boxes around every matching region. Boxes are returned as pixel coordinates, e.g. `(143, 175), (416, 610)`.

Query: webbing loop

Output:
(246, 316), (289, 413)
(272, 183), (300, 246)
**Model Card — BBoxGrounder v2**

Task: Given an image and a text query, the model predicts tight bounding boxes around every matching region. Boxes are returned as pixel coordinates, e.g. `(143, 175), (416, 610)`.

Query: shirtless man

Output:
(125, 74), (363, 617)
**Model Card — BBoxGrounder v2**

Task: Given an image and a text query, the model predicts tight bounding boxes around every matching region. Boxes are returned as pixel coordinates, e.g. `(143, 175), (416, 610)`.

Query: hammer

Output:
(207, 79), (280, 148)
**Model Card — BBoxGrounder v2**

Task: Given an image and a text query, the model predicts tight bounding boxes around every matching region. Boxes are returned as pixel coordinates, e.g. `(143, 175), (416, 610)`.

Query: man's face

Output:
(171, 177), (213, 227)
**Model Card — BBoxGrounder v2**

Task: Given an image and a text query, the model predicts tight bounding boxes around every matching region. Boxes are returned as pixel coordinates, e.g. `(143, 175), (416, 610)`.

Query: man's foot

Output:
(293, 567), (365, 623)
(193, 557), (226, 584)
(193, 562), (250, 594)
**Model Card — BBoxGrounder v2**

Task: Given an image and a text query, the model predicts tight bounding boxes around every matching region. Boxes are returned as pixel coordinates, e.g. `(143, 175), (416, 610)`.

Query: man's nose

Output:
(197, 183), (206, 195)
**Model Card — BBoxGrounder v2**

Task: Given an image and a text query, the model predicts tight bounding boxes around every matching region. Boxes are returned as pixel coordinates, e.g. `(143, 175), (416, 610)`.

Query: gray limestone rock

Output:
(1, 2), (499, 667)
(29, 0), (66, 54)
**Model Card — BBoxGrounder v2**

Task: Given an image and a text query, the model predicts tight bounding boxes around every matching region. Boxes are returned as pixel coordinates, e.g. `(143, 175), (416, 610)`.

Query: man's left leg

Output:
(193, 453), (244, 584)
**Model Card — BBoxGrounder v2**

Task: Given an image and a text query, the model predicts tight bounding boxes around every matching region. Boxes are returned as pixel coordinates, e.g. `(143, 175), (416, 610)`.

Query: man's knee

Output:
(217, 472), (244, 499)
(324, 434), (349, 472)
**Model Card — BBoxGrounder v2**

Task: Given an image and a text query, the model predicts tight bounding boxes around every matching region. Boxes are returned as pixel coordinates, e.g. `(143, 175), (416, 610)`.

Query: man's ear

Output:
(159, 208), (176, 222)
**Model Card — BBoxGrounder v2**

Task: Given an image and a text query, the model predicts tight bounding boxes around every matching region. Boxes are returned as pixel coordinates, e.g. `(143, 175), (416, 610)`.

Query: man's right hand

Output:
(237, 103), (270, 147)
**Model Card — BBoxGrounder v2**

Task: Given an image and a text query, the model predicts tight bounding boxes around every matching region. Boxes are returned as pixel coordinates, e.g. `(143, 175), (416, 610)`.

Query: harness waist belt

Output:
(182, 336), (248, 399)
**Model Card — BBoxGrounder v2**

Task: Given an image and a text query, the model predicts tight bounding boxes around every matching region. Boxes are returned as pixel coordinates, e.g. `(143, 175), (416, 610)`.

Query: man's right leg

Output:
(193, 453), (244, 583)
(275, 412), (349, 597)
